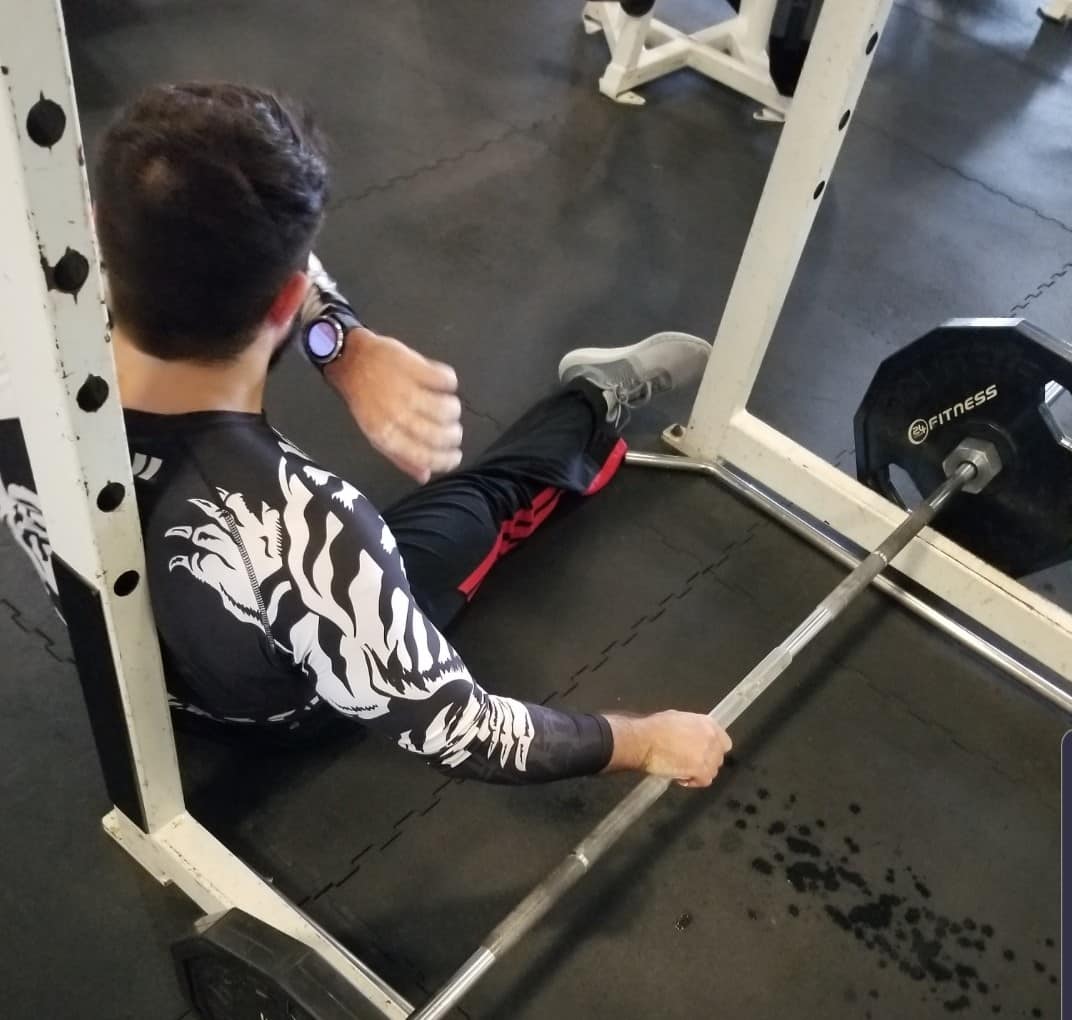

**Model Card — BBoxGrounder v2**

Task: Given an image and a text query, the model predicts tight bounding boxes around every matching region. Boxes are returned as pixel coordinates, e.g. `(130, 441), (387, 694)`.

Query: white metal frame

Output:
(1040, 0), (1072, 22)
(0, 2), (409, 1016)
(675, 0), (1072, 682)
(582, 0), (791, 116)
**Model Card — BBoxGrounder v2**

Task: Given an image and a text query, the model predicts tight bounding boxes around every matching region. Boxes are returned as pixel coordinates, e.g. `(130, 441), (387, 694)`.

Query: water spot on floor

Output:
(719, 783), (1042, 1018)
(836, 866), (869, 891)
(789, 861), (840, 893)
(850, 895), (902, 931)
(757, 787), (769, 800)
(787, 835), (822, 857)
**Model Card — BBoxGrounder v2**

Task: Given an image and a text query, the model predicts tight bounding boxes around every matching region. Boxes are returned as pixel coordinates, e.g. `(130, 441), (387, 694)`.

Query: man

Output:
(0, 83), (731, 786)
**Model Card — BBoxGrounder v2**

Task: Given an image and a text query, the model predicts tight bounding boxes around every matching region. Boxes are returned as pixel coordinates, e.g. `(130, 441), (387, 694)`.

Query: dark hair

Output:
(94, 82), (328, 362)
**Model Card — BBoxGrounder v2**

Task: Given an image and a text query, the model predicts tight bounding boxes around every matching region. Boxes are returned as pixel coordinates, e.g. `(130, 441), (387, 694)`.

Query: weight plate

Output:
(173, 909), (384, 1020)
(855, 318), (1072, 577)
(769, 0), (824, 96)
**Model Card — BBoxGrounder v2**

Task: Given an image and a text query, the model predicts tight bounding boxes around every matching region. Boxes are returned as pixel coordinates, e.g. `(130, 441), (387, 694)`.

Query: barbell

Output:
(173, 319), (1072, 1020)
(411, 318), (1072, 1018)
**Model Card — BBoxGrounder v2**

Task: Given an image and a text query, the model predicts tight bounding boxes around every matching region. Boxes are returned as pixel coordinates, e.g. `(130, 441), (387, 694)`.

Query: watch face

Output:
(306, 319), (339, 360)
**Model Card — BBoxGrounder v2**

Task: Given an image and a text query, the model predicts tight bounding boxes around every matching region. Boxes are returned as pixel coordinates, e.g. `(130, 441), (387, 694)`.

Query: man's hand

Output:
(324, 328), (463, 484)
(604, 711), (732, 788)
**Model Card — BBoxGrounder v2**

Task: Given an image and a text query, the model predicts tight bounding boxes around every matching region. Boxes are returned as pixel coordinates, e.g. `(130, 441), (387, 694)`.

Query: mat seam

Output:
(320, 522), (766, 900)
(1008, 260), (1072, 315)
(0, 595), (74, 664)
(329, 113), (561, 215)
(836, 659), (1031, 788)
(859, 119), (1072, 238)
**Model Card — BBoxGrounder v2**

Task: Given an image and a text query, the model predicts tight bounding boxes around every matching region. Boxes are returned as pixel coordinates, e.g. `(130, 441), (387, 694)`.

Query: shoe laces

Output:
(607, 379), (652, 429)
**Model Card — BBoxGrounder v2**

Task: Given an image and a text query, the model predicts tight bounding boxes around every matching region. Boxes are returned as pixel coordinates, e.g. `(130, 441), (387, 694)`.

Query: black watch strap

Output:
(301, 253), (364, 368)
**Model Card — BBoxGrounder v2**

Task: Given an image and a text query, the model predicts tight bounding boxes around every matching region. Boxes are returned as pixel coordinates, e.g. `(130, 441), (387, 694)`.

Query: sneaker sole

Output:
(558, 331), (712, 381)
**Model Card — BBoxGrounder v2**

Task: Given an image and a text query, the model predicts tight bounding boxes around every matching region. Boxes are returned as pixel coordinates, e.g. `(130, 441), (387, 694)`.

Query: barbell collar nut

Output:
(941, 437), (1002, 495)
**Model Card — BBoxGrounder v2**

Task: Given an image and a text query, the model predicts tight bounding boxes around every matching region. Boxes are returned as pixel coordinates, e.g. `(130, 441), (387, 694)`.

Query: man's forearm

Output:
(301, 252), (463, 482)
(602, 714), (651, 773)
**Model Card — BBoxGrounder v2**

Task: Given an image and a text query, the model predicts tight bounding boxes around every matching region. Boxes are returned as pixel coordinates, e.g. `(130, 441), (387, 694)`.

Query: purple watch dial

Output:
(307, 319), (339, 359)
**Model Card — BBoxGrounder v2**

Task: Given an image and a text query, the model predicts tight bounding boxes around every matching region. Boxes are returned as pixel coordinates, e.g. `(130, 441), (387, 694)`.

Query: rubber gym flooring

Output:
(3, 1), (1070, 1018)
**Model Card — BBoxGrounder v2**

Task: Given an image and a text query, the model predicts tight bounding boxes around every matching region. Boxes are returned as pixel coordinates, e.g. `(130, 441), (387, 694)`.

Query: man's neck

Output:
(113, 327), (268, 415)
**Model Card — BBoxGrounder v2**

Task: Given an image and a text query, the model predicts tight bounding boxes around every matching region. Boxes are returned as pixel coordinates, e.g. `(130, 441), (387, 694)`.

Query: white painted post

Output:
(685, 0), (895, 455)
(1039, 0), (1072, 23)
(0, 0), (184, 830)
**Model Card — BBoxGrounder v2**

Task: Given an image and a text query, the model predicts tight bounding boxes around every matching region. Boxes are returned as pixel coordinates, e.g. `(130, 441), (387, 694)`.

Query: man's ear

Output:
(266, 270), (310, 328)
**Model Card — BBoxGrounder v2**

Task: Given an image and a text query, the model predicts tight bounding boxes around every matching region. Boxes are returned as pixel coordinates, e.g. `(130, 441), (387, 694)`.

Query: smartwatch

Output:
(302, 305), (361, 368)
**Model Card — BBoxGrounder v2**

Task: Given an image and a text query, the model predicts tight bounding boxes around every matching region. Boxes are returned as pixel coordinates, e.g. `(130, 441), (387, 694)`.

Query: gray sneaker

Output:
(558, 331), (712, 426)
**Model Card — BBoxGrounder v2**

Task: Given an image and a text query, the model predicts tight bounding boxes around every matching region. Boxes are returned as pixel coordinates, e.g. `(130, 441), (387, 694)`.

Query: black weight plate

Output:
(769, 0), (823, 97)
(855, 319), (1072, 577)
(173, 909), (384, 1020)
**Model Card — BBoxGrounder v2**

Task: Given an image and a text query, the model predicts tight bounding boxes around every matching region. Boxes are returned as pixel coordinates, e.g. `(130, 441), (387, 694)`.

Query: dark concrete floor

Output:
(2, 1), (1070, 1018)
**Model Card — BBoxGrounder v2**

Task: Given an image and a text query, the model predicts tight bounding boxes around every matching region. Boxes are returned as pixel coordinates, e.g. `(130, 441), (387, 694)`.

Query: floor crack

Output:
(635, 519), (705, 567)
(460, 395), (504, 431)
(840, 661), (1035, 790)
(860, 119), (1072, 238)
(329, 113), (560, 214)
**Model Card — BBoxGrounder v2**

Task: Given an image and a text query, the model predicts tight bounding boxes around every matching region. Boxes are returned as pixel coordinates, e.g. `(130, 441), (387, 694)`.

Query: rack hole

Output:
(76, 375), (109, 412)
(26, 96), (65, 148)
(113, 570), (140, 596)
(52, 248), (90, 296)
(96, 481), (125, 512)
